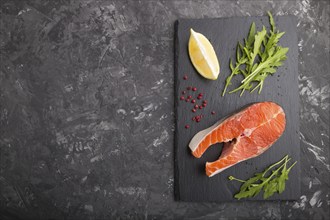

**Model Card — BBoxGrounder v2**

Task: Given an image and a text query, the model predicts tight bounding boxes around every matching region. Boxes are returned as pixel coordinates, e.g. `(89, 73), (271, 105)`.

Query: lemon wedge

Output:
(188, 28), (220, 80)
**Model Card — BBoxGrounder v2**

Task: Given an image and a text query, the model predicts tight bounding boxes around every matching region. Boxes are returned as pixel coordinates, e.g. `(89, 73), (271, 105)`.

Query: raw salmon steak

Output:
(189, 102), (286, 177)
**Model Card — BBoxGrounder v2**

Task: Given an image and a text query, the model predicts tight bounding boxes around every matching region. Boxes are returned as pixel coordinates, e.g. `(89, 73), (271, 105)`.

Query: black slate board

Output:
(174, 15), (300, 202)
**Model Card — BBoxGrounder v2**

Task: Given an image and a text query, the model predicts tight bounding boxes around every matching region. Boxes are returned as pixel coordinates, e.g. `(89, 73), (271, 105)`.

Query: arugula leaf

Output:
(222, 45), (247, 96)
(247, 22), (256, 47)
(236, 43), (241, 61)
(228, 155), (297, 200)
(278, 158), (288, 194)
(235, 185), (262, 199)
(263, 179), (277, 199)
(268, 11), (276, 32)
(222, 12), (288, 96)
(240, 173), (263, 191)
(251, 27), (267, 62)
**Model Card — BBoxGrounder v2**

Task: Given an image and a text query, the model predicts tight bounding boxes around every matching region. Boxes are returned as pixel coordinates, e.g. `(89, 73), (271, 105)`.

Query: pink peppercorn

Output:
(192, 87), (197, 91)
(185, 125), (190, 129)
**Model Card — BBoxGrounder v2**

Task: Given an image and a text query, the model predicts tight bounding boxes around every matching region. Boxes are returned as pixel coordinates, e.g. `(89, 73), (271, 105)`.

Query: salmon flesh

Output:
(189, 102), (286, 177)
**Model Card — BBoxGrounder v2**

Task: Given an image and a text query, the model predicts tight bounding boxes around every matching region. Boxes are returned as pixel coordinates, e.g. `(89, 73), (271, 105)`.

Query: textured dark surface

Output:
(0, 0), (329, 219)
(175, 15), (300, 202)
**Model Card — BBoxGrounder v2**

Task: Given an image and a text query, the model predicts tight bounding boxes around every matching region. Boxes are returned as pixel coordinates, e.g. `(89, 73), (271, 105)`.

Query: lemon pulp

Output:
(188, 29), (220, 80)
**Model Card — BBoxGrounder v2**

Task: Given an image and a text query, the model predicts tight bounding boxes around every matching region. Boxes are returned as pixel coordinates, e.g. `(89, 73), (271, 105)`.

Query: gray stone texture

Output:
(0, 0), (329, 219)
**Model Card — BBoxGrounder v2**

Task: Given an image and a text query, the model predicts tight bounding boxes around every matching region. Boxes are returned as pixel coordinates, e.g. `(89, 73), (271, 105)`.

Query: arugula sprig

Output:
(228, 155), (297, 199)
(222, 12), (289, 96)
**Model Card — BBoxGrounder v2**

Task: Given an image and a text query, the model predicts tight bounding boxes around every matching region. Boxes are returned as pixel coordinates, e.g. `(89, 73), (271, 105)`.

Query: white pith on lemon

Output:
(188, 28), (220, 80)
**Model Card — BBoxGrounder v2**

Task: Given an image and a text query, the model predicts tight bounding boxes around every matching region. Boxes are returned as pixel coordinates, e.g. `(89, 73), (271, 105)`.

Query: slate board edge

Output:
(174, 20), (180, 201)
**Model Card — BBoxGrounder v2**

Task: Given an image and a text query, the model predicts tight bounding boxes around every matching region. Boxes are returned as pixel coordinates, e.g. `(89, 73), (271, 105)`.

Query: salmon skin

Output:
(189, 102), (286, 177)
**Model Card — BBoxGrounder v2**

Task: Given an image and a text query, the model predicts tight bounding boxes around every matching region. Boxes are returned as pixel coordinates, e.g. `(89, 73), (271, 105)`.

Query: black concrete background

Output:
(0, 0), (329, 219)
